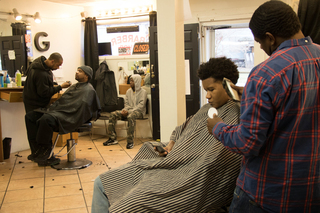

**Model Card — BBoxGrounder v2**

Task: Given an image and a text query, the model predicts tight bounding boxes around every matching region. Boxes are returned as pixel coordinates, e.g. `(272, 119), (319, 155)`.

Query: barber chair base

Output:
(51, 158), (92, 170)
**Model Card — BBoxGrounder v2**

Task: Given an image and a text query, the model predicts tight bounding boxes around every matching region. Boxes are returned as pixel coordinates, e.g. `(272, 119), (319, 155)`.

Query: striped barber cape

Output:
(100, 100), (242, 212)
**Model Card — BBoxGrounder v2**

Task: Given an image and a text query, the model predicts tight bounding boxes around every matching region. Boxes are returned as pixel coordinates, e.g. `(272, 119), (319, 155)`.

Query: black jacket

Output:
(23, 56), (62, 112)
(95, 60), (117, 111)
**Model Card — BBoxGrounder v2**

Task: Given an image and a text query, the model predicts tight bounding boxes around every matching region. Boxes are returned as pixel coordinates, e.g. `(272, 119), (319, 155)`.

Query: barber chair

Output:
(50, 122), (93, 170)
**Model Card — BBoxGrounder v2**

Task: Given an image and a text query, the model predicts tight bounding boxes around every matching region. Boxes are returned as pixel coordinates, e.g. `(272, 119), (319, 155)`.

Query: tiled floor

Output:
(0, 135), (150, 213)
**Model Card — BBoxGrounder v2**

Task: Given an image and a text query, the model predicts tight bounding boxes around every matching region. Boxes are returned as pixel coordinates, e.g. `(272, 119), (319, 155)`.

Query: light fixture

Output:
(13, 8), (22, 21)
(95, 5), (153, 19)
(33, 12), (41, 23)
(0, 9), (41, 23)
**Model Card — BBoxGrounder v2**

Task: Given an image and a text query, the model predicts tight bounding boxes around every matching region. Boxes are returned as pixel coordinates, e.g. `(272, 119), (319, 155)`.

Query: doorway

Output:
(0, 35), (27, 77)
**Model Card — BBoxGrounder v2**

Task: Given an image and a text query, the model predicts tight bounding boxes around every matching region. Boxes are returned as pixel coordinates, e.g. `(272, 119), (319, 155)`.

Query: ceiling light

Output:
(128, 8), (133, 14)
(80, 11), (86, 18)
(34, 12), (41, 23)
(135, 7), (140, 13)
(13, 8), (22, 20)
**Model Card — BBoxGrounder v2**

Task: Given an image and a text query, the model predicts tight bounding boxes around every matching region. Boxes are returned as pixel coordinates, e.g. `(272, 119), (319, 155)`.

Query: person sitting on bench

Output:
(91, 57), (242, 212)
(103, 74), (147, 149)
(25, 65), (101, 167)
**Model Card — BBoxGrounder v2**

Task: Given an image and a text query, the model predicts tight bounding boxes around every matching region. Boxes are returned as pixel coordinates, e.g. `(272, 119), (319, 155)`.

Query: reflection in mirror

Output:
(118, 60), (150, 94)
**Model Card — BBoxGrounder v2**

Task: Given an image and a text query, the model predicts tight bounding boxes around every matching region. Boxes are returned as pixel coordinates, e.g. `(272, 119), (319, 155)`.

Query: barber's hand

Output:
(121, 109), (128, 117)
(61, 81), (72, 88)
(207, 115), (223, 135)
(231, 84), (244, 99)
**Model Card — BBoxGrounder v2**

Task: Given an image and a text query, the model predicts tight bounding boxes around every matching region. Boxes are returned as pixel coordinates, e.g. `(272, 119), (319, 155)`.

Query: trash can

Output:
(3, 137), (12, 159)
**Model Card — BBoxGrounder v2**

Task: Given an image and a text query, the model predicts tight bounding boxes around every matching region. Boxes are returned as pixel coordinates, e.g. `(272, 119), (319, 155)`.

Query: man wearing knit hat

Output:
(25, 65), (101, 167)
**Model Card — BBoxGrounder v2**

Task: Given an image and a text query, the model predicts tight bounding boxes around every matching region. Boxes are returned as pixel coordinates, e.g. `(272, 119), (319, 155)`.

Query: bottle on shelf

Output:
(0, 73), (4, 87)
(15, 70), (22, 87)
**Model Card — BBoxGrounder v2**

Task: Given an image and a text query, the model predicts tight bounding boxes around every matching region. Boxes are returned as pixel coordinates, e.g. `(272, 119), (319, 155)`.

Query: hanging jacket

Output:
(95, 60), (117, 111)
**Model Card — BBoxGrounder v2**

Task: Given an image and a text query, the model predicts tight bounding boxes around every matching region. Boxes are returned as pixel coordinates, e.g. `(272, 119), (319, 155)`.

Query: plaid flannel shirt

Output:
(213, 37), (320, 213)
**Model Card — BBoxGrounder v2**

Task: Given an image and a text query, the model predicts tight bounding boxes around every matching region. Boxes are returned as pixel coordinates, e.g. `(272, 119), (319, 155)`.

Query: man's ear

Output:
(265, 32), (276, 46)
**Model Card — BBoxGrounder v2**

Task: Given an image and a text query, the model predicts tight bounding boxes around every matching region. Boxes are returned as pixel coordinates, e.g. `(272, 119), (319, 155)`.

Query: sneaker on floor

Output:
(27, 154), (35, 161)
(28, 147), (42, 161)
(33, 146), (52, 163)
(37, 156), (61, 167)
(103, 138), (118, 146)
(126, 143), (134, 149)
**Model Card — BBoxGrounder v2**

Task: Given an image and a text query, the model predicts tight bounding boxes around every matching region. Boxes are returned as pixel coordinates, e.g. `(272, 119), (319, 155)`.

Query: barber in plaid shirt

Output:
(207, 1), (320, 213)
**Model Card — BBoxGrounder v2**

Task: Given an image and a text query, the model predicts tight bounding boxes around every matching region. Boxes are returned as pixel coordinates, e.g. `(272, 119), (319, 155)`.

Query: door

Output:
(149, 24), (200, 140)
(184, 23), (200, 118)
(149, 26), (160, 140)
(0, 35), (27, 77)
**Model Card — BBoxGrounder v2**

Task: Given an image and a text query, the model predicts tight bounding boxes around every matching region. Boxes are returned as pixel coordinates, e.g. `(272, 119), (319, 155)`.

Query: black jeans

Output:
(25, 111), (59, 154)
(229, 186), (268, 213)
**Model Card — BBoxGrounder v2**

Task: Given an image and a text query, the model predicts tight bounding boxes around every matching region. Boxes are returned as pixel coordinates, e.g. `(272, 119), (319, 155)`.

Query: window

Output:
(97, 22), (150, 56)
(214, 27), (254, 86)
(200, 24), (255, 106)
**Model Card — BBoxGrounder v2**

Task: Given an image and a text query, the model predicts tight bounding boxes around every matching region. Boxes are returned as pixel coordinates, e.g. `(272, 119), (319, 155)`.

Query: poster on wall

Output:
(185, 60), (191, 95)
(118, 46), (131, 55)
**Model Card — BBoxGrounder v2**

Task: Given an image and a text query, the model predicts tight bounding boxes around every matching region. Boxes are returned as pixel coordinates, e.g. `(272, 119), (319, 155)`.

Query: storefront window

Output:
(200, 25), (255, 106)
(214, 28), (254, 86)
(97, 22), (150, 56)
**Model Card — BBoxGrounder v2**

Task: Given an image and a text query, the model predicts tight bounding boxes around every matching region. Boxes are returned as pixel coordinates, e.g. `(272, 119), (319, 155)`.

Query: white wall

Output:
(0, 0), (84, 153)
(0, 0), (84, 83)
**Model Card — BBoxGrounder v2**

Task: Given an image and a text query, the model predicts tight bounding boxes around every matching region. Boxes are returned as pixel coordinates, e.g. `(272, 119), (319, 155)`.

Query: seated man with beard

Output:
(91, 57), (242, 213)
(25, 66), (101, 167)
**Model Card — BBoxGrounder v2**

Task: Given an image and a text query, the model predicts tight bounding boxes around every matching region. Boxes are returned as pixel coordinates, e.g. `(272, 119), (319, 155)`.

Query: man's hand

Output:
(207, 115), (223, 135)
(230, 84), (244, 100)
(154, 146), (168, 157)
(153, 140), (175, 157)
(61, 81), (72, 89)
(121, 109), (128, 117)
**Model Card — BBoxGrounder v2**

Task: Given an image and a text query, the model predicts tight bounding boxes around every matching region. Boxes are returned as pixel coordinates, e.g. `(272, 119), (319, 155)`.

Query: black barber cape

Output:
(38, 82), (101, 134)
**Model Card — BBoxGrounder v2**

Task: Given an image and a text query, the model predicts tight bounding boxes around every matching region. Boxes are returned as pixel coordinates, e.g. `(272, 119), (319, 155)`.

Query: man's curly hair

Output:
(197, 57), (239, 84)
(249, 1), (301, 40)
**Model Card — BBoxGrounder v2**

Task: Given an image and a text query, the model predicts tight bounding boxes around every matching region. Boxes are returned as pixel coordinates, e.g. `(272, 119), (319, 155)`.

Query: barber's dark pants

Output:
(25, 111), (59, 154)
(24, 103), (39, 114)
(229, 186), (267, 213)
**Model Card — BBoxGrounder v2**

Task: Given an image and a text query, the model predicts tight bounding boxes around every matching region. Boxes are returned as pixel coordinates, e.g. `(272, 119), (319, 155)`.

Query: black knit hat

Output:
(78, 65), (93, 80)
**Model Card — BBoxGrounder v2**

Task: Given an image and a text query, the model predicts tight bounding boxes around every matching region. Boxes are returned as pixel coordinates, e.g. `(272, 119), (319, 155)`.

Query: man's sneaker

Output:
(37, 156), (60, 167)
(34, 146), (52, 163)
(27, 154), (35, 161)
(103, 138), (118, 146)
(126, 143), (134, 149)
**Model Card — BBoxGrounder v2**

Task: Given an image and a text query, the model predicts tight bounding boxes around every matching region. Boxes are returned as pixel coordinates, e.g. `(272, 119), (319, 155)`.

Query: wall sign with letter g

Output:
(34, 32), (50, 52)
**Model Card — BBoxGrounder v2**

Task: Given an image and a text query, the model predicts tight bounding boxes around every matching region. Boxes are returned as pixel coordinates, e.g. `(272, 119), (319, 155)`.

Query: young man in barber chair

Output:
(25, 66), (101, 167)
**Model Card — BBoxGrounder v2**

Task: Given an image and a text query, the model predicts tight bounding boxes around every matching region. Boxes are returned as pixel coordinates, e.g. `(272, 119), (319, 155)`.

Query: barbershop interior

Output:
(0, 0), (318, 212)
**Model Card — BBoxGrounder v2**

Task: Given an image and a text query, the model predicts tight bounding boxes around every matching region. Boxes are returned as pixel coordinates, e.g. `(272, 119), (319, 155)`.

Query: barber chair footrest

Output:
(51, 158), (92, 170)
